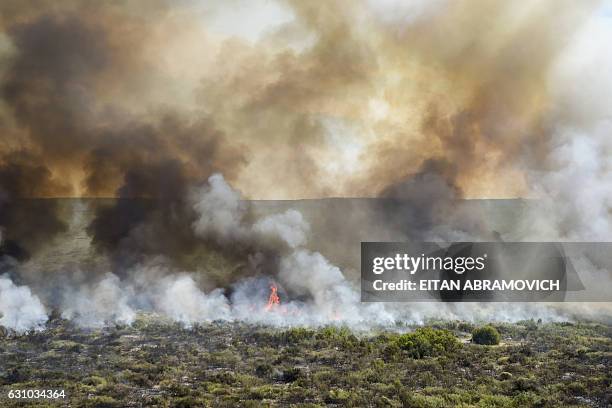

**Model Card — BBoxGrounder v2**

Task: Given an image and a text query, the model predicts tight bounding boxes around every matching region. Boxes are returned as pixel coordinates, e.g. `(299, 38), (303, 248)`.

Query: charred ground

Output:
(0, 319), (610, 407)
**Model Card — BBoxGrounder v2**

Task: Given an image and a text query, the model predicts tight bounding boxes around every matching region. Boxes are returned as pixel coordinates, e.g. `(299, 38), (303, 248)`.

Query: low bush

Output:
(472, 325), (501, 345)
(396, 328), (460, 358)
(282, 327), (315, 343)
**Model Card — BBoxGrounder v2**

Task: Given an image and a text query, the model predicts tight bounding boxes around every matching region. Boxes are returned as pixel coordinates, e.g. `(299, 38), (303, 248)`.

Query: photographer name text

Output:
(372, 279), (560, 292)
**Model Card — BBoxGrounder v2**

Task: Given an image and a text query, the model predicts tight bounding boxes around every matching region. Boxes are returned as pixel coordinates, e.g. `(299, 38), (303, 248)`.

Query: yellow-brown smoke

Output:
(0, 0), (599, 201)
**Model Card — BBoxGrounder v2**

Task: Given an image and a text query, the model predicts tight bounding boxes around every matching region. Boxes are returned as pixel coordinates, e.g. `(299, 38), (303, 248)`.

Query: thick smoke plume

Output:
(0, 1), (610, 330)
(40, 174), (390, 330)
(0, 0), (599, 202)
(190, 174), (392, 326)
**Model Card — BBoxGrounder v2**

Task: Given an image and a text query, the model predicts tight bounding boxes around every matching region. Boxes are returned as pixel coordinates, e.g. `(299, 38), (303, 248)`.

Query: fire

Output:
(262, 283), (303, 317)
(265, 283), (280, 311)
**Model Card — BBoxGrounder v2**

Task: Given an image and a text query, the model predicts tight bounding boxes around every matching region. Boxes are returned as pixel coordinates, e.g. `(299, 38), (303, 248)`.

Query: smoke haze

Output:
(0, 0), (610, 330)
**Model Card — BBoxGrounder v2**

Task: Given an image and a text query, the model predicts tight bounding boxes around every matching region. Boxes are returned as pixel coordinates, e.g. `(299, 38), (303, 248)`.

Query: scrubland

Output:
(0, 317), (610, 407)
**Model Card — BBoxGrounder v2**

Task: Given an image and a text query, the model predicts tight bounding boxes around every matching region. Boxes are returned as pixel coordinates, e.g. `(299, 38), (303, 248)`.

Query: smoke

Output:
(277, 249), (393, 325)
(191, 173), (249, 245)
(0, 0), (593, 202)
(524, 8), (612, 241)
(47, 174), (393, 329)
(0, 1), (604, 201)
(252, 210), (309, 249)
(191, 174), (310, 249)
(0, 274), (47, 332)
(0, 154), (67, 260)
(58, 260), (232, 328)
(0, 231), (48, 332)
(153, 275), (231, 325)
(190, 174), (391, 326)
(379, 159), (485, 241)
(61, 273), (135, 328)
(0, 1), (610, 330)
(0, 7), (244, 267)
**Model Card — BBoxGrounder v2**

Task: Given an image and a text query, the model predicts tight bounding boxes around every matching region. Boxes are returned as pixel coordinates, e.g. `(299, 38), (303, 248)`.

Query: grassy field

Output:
(0, 318), (610, 407)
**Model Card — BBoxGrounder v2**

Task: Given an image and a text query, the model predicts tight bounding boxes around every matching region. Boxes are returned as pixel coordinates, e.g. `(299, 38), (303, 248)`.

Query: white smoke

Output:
(191, 174), (310, 248)
(60, 267), (232, 328)
(152, 274), (231, 326)
(253, 209), (309, 249)
(61, 273), (136, 328)
(189, 173), (396, 327)
(277, 249), (394, 325)
(0, 274), (48, 332)
(528, 10), (612, 241)
(191, 173), (248, 244)
(0, 231), (48, 332)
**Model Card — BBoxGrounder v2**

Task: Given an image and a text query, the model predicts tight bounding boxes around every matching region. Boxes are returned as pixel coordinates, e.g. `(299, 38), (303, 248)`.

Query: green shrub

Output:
(174, 396), (204, 408)
(566, 381), (586, 395)
(383, 342), (401, 361)
(85, 396), (121, 408)
(316, 326), (359, 349)
(512, 376), (538, 392)
(396, 328), (460, 358)
(522, 319), (538, 331)
(283, 327), (315, 343)
(472, 325), (501, 345)
(325, 388), (350, 403)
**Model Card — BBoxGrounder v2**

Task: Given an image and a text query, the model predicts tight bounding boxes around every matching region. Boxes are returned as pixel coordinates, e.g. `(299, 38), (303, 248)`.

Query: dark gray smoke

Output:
(0, 153), (67, 260)
(0, 11), (243, 268)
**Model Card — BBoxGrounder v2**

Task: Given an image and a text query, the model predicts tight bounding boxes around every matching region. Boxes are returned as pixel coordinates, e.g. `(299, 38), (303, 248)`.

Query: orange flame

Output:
(265, 283), (280, 311)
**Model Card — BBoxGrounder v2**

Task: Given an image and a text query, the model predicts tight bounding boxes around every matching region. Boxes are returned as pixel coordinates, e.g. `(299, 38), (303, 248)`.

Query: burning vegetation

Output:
(266, 284), (281, 312)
